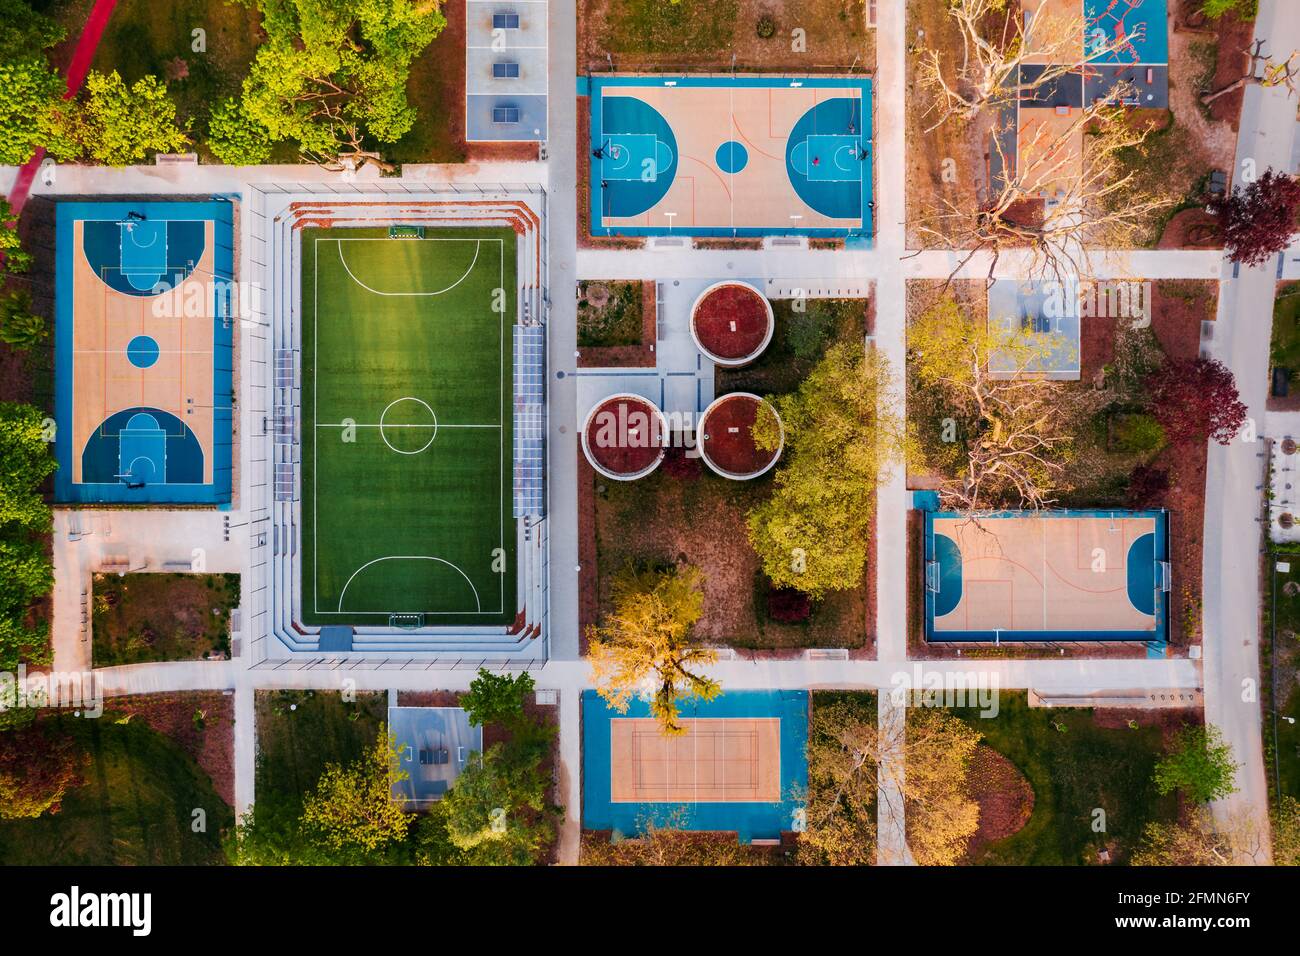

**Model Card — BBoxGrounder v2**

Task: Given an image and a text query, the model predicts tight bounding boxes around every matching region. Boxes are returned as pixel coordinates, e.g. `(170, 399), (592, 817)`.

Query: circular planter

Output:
(697, 392), (784, 480)
(1280, 512), (1295, 530)
(1283, 437), (1298, 456)
(581, 393), (668, 481)
(689, 281), (775, 367)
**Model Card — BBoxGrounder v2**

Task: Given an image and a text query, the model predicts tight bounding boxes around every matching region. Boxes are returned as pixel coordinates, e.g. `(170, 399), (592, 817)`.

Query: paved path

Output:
(1199, 0), (1300, 861)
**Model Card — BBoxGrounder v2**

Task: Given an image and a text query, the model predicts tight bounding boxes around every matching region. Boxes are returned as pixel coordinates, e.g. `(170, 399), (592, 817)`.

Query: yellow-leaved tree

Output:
(301, 726), (411, 852)
(587, 564), (718, 736)
(746, 339), (908, 599)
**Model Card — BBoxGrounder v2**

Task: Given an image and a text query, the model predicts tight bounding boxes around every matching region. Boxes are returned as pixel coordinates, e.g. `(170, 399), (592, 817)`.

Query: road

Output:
(1199, 0), (1300, 860)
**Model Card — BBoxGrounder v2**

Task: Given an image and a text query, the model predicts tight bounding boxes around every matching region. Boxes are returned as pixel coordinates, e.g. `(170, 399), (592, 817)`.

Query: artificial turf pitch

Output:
(301, 227), (516, 626)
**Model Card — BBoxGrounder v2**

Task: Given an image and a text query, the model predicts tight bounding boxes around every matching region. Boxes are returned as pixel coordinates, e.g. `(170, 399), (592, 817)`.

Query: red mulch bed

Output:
(1092, 706), (1201, 739)
(692, 284), (770, 361)
(964, 745), (1034, 861)
(1188, 2), (1254, 128)
(107, 692), (235, 807)
(584, 396), (664, 475)
(701, 394), (779, 476)
(1157, 208), (1221, 250)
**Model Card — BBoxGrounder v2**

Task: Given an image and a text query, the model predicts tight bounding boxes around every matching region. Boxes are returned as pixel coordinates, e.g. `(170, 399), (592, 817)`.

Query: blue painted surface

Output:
(932, 533), (963, 618)
(1126, 532), (1156, 615)
(55, 201), (233, 504)
(911, 489), (941, 512)
(1085, 0), (1168, 65)
(125, 335), (159, 369)
(715, 140), (749, 174)
(923, 509), (1169, 643)
(588, 74), (873, 239)
(597, 95), (678, 218)
(582, 689), (808, 843)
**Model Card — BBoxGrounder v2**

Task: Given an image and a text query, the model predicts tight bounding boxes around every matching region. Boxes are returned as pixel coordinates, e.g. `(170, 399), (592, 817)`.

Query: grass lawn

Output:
(0, 712), (232, 864)
(1264, 551), (1300, 806)
(1270, 283), (1300, 389)
(584, 0), (871, 70)
(950, 694), (1181, 864)
(301, 227), (516, 627)
(253, 690), (388, 819)
(91, 572), (238, 666)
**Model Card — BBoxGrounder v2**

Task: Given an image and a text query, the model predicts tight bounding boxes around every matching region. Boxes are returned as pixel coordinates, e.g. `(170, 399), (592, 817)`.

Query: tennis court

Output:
(301, 227), (516, 627)
(583, 690), (808, 842)
(588, 75), (872, 239)
(924, 510), (1170, 642)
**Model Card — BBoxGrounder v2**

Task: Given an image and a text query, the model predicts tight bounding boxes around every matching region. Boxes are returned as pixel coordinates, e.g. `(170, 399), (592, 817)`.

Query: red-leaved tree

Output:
(1147, 358), (1247, 446)
(1207, 168), (1300, 266)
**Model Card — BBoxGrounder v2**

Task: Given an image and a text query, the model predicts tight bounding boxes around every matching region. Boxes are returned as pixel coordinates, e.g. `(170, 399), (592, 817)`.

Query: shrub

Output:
(1114, 413), (1166, 454)
(756, 15), (777, 39)
(767, 585), (812, 623)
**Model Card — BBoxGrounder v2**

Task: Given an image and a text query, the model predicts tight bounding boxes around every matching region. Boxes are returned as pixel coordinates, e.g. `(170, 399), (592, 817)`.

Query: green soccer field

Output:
(301, 227), (516, 627)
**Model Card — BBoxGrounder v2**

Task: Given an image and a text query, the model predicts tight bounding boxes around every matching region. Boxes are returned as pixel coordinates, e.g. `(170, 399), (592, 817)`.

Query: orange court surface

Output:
(588, 75), (873, 238)
(54, 202), (234, 504)
(925, 511), (1169, 642)
(609, 717), (782, 803)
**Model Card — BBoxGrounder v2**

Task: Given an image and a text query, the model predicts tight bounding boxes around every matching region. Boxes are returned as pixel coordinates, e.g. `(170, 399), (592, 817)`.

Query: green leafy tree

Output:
(0, 402), (56, 531)
(44, 71), (189, 166)
(412, 800), (469, 865)
(207, 97), (273, 166)
(587, 564), (718, 736)
(0, 403), (56, 670)
(461, 668), (534, 734)
(747, 339), (906, 597)
(300, 726), (413, 852)
(1, 199), (32, 279)
(0, 291), (47, 350)
(1153, 725), (1238, 804)
(442, 738), (560, 865)
(0, 1), (65, 167)
(236, 0), (446, 169)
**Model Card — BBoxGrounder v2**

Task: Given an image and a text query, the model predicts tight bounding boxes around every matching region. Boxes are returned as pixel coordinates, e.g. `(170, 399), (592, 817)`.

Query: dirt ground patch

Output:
(964, 744), (1034, 860)
(107, 691), (235, 807)
(580, 0), (875, 72)
(92, 572), (239, 666)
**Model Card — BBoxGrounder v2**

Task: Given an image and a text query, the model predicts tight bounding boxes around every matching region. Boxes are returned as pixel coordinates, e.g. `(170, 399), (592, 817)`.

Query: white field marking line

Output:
(334, 238), (483, 297)
(379, 396), (437, 455)
(336, 555), (482, 614)
(315, 423), (501, 427)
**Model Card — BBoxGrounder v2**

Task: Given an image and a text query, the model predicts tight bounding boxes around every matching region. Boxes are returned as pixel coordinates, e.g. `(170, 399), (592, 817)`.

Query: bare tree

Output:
(918, 0), (1144, 131)
(915, 94), (1177, 284)
(1201, 39), (1300, 106)
(909, 295), (1096, 513)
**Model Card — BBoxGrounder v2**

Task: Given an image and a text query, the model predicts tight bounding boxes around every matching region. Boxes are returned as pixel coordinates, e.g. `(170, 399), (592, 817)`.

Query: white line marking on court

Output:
(335, 239), (481, 296)
(337, 556), (482, 614)
(379, 397), (437, 455)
